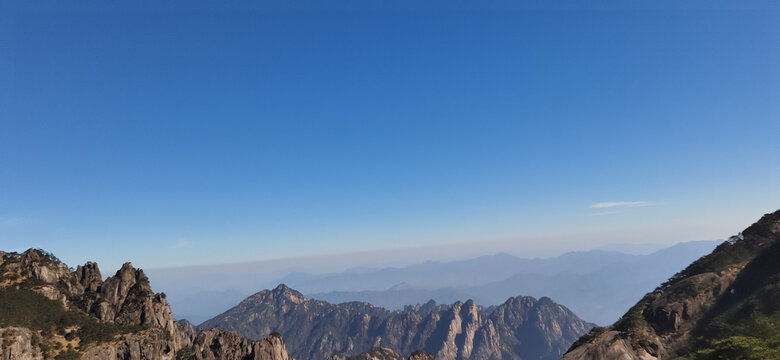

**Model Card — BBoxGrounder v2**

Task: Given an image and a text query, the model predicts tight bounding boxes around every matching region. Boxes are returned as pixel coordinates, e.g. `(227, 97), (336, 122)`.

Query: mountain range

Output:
(200, 284), (593, 360)
(288, 241), (719, 326)
(159, 241), (718, 325)
(4, 209), (776, 360)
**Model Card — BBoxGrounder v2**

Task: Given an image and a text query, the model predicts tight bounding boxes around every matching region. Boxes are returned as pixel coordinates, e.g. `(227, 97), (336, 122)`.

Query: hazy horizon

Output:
(2, 0), (779, 273)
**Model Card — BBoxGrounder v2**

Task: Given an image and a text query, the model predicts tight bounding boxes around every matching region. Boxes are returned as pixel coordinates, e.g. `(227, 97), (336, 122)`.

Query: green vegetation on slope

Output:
(683, 240), (780, 359)
(684, 312), (780, 359)
(0, 287), (146, 358)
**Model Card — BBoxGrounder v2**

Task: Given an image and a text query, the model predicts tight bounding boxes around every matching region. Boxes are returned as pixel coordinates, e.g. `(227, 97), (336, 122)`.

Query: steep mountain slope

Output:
(0, 249), (292, 360)
(562, 210), (780, 359)
(309, 241), (719, 325)
(200, 285), (593, 360)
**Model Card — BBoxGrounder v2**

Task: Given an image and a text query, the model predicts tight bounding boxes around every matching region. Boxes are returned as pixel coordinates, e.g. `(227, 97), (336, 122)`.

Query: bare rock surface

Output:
(563, 210), (780, 360)
(330, 347), (435, 360)
(0, 327), (44, 360)
(201, 284), (593, 360)
(0, 249), (293, 360)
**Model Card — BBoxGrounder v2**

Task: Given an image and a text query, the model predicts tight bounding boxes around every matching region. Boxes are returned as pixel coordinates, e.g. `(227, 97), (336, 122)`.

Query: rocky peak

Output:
(256, 283), (307, 305)
(19, 249), (71, 285)
(92, 262), (158, 325)
(404, 300), (448, 315)
(191, 328), (292, 360)
(273, 283), (306, 302)
(75, 261), (102, 292)
(1, 248), (294, 360)
(203, 284), (593, 360)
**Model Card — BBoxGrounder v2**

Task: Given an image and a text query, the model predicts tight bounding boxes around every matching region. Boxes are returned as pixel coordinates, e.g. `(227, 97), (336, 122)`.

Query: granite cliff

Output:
(562, 210), (780, 359)
(0, 249), (292, 360)
(200, 285), (593, 360)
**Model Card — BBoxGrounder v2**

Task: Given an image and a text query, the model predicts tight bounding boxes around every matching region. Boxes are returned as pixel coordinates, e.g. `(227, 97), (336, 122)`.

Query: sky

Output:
(1, 0), (779, 272)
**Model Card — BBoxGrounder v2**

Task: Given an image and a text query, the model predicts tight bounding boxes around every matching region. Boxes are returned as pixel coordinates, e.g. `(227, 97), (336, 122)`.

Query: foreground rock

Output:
(0, 249), (292, 360)
(201, 284), (593, 360)
(563, 210), (780, 360)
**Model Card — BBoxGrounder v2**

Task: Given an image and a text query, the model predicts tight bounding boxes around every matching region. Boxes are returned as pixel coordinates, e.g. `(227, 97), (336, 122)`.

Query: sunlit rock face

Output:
(0, 249), (293, 360)
(201, 284), (593, 360)
(563, 210), (780, 360)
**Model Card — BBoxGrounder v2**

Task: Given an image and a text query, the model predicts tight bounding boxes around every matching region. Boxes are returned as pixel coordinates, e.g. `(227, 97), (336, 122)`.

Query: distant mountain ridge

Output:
(305, 241), (719, 325)
(161, 241), (718, 325)
(200, 284), (594, 360)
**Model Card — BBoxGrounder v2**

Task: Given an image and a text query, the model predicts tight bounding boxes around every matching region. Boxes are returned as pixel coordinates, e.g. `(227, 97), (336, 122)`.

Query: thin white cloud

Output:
(590, 210), (629, 216)
(171, 238), (194, 249)
(589, 201), (652, 209)
(0, 217), (35, 228)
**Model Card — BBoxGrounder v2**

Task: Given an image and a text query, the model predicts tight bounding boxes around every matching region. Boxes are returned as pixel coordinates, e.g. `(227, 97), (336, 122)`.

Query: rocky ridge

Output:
(330, 347), (435, 360)
(201, 284), (593, 360)
(0, 249), (292, 360)
(562, 210), (780, 359)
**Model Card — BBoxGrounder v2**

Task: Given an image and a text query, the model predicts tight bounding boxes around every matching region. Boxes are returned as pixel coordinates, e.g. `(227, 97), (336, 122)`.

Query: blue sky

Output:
(1, 0), (779, 271)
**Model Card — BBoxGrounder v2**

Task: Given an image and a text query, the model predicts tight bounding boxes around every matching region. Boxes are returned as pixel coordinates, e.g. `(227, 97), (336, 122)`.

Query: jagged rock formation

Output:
(0, 327), (43, 360)
(201, 285), (593, 360)
(563, 210), (780, 360)
(330, 347), (435, 360)
(188, 330), (292, 360)
(0, 249), (292, 360)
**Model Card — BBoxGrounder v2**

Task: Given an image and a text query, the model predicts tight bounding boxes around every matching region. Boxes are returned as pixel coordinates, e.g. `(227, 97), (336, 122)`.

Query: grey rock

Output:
(1, 249), (293, 360)
(191, 329), (292, 360)
(81, 328), (176, 360)
(330, 347), (435, 360)
(201, 284), (593, 360)
(0, 327), (43, 360)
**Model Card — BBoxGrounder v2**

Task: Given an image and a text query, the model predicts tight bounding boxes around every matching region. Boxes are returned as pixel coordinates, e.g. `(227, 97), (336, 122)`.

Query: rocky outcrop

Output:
(0, 327), (43, 360)
(81, 328), (176, 360)
(0, 249), (293, 360)
(563, 210), (780, 360)
(330, 347), (435, 360)
(201, 284), (593, 360)
(330, 347), (404, 360)
(190, 329), (292, 360)
(407, 351), (435, 360)
(4, 250), (184, 349)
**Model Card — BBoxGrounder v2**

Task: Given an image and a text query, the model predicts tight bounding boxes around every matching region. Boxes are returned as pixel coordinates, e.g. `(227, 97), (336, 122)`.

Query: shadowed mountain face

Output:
(200, 285), (594, 360)
(0, 249), (292, 360)
(563, 210), (780, 360)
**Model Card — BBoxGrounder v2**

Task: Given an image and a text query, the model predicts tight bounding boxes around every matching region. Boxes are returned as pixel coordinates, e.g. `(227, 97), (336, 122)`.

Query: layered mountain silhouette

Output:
(5, 209), (776, 360)
(302, 241), (719, 326)
(158, 241), (718, 326)
(0, 249), (292, 360)
(563, 210), (780, 359)
(200, 284), (593, 360)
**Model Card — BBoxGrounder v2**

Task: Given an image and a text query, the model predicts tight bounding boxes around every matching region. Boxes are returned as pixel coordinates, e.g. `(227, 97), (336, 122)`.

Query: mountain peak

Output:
(266, 283), (306, 304)
(203, 284), (592, 360)
(272, 283), (291, 292)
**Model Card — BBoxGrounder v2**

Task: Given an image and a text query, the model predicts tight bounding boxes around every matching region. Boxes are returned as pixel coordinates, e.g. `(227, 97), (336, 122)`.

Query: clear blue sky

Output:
(1, 0), (778, 271)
